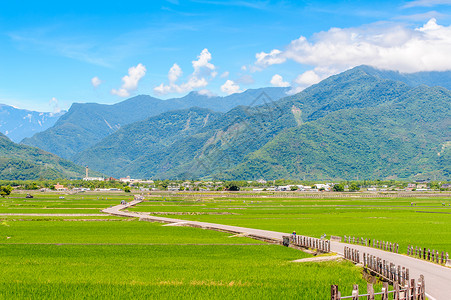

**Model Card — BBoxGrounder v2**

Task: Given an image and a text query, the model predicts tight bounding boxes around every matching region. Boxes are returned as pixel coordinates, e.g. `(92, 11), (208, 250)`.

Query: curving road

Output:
(103, 200), (451, 300)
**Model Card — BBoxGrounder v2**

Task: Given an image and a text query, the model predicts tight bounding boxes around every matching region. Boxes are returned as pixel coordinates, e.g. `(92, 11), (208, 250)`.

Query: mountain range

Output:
(0, 104), (65, 143)
(0, 132), (95, 180)
(21, 87), (288, 159)
(2, 65), (450, 181)
(73, 66), (450, 180)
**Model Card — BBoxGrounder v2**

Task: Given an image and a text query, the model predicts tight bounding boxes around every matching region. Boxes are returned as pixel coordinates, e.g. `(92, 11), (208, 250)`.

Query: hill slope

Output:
(0, 104), (65, 142)
(22, 87), (288, 159)
(227, 85), (451, 180)
(0, 133), (94, 180)
(73, 66), (451, 180)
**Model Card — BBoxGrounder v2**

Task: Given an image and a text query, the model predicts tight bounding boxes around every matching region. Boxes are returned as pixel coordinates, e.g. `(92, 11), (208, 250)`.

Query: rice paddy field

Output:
(129, 192), (451, 254)
(1, 191), (449, 299)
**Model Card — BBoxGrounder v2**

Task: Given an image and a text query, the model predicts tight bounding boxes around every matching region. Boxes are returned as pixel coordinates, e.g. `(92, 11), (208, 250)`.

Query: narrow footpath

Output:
(103, 200), (451, 300)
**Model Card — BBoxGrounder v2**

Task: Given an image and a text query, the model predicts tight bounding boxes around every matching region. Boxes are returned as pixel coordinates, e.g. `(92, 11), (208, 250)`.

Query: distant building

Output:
(83, 177), (104, 181)
(54, 183), (67, 191)
(314, 184), (331, 191)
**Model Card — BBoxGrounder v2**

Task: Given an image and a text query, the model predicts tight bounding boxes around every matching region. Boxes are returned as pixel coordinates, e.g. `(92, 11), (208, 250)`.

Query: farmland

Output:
(0, 192), (379, 299)
(128, 192), (451, 254)
(1, 191), (449, 299)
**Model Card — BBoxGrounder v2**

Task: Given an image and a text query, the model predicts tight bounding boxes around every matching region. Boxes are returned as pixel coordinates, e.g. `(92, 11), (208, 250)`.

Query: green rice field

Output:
(1, 191), (449, 299)
(128, 193), (451, 254)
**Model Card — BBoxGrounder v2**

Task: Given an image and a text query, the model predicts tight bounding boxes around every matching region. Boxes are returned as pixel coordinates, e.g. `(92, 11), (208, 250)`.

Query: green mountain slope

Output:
(73, 66), (451, 180)
(21, 88), (288, 159)
(0, 132), (93, 180)
(74, 107), (222, 177)
(227, 86), (451, 180)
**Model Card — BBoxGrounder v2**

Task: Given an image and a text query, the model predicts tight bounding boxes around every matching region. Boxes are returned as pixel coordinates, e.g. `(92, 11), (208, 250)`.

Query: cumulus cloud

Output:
(270, 74), (290, 87)
(255, 18), (451, 92)
(154, 49), (217, 95)
(221, 80), (241, 95)
(111, 63), (146, 97)
(220, 71), (229, 78)
(91, 76), (102, 88)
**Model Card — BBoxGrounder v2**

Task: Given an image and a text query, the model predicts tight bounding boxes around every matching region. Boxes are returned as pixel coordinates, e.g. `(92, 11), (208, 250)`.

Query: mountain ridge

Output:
(74, 66), (450, 180)
(22, 87), (289, 159)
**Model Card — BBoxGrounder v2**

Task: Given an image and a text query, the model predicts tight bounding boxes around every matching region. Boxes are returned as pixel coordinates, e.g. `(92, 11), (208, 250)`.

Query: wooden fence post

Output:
(405, 278), (411, 299)
(419, 274), (425, 300)
(331, 285), (339, 300)
(411, 278), (417, 299)
(381, 282), (389, 300)
(367, 283), (374, 300)
(393, 282), (400, 300)
(351, 284), (359, 300)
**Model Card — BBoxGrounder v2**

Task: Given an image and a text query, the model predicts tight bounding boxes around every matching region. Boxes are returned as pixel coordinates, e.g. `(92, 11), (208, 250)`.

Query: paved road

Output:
(103, 201), (451, 300)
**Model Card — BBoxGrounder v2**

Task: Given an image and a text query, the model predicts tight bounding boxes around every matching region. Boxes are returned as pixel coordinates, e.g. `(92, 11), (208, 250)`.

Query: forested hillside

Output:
(75, 66), (450, 180)
(0, 132), (95, 180)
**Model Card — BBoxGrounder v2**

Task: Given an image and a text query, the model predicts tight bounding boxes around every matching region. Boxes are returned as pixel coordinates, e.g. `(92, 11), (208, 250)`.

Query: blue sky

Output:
(1, 0), (451, 112)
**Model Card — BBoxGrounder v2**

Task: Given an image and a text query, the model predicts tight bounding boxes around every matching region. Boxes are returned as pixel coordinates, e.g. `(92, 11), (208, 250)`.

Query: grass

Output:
(129, 194), (451, 253)
(0, 225), (377, 299)
(2, 191), (445, 298)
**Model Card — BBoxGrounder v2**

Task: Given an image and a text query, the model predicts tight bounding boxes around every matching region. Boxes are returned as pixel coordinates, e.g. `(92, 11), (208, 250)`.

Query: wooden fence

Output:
(283, 235), (331, 252)
(338, 246), (425, 299)
(331, 276), (425, 300)
(407, 245), (449, 265)
(344, 246), (360, 263)
(344, 235), (399, 254)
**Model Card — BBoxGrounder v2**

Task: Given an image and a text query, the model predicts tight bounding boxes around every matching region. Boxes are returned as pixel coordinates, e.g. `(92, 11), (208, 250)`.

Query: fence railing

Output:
(344, 235), (399, 254)
(344, 246), (360, 263)
(338, 246), (425, 299)
(282, 235), (331, 252)
(331, 276), (425, 300)
(407, 245), (449, 265)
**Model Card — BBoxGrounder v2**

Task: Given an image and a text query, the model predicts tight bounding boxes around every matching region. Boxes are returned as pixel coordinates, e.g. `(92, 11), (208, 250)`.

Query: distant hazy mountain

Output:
(22, 87), (288, 159)
(74, 66), (450, 180)
(0, 104), (65, 142)
(356, 65), (451, 90)
(0, 132), (94, 180)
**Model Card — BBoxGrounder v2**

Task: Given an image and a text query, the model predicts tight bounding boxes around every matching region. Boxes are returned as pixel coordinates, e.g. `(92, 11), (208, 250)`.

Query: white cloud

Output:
(168, 64), (182, 83)
(91, 76), (102, 88)
(403, 0), (451, 8)
(48, 97), (61, 113)
(220, 71), (229, 78)
(154, 49), (217, 95)
(270, 74), (290, 87)
(254, 19), (451, 91)
(111, 63), (146, 97)
(255, 49), (286, 67)
(221, 80), (241, 95)
(197, 89), (217, 97)
(288, 70), (323, 94)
